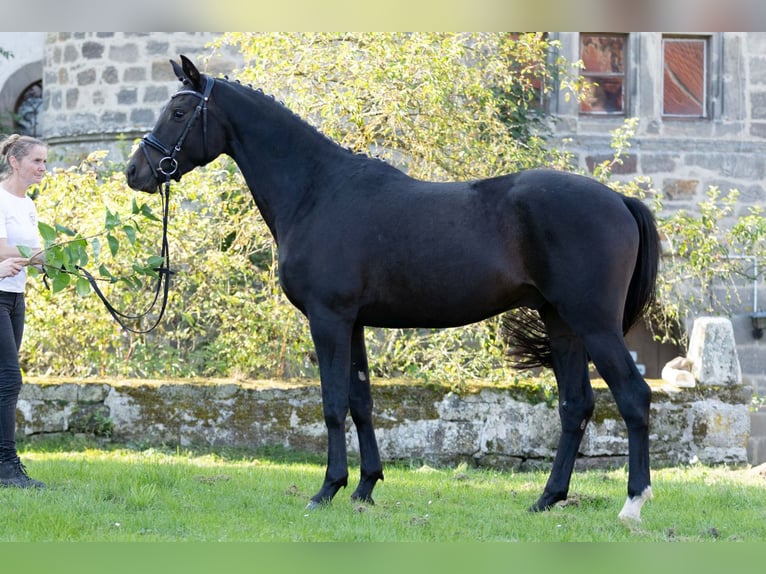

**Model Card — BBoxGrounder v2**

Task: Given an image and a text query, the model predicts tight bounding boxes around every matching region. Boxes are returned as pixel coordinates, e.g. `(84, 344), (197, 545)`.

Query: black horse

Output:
(126, 56), (660, 522)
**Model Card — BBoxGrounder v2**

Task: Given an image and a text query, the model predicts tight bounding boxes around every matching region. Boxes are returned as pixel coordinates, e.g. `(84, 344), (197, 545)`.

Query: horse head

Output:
(126, 55), (226, 193)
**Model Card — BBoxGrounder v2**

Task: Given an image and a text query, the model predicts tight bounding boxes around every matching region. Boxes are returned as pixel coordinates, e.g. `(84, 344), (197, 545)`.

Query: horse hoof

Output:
(305, 500), (324, 511)
(528, 492), (565, 513)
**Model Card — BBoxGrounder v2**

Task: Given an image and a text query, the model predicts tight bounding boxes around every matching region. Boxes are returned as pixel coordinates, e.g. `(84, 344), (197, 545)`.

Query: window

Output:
(14, 80), (43, 137)
(662, 36), (707, 118)
(579, 33), (627, 115)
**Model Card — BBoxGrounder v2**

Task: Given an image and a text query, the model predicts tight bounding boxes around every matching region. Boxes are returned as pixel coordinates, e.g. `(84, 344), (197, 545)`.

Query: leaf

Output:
(17, 245), (33, 258)
(46, 247), (65, 269)
(105, 209), (121, 230)
(98, 263), (115, 281)
(140, 203), (161, 222)
(54, 223), (77, 236)
(146, 255), (166, 269)
(75, 277), (91, 297)
(107, 235), (119, 257)
(50, 271), (71, 294)
(91, 237), (101, 261)
(123, 225), (137, 245)
(38, 221), (57, 242)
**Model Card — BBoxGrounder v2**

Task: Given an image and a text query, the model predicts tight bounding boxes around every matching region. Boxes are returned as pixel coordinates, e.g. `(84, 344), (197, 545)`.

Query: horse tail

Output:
(621, 196), (661, 335)
(503, 196), (660, 371)
(501, 307), (552, 370)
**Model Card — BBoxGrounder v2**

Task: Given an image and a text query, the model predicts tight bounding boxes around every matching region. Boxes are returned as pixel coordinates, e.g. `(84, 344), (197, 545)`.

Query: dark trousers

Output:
(0, 291), (24, 463)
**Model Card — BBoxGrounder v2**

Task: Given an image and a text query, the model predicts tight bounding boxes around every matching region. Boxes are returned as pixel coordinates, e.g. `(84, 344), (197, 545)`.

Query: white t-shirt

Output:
(0, 187), (40, 293)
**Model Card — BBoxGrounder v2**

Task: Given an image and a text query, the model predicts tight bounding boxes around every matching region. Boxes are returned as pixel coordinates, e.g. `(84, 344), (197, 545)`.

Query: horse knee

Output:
(323, 407), (348, 430)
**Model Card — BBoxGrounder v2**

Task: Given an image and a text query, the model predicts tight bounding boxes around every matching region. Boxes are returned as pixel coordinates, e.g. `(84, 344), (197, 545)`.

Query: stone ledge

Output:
(18, 377), (752, 469)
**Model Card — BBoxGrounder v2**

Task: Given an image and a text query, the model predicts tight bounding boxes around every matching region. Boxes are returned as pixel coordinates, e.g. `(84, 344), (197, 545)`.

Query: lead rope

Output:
(75, 177), (173, 334)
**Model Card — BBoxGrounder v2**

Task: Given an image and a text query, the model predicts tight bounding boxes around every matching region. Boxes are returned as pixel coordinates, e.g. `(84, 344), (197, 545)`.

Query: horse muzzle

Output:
(125, 159), (162, 193)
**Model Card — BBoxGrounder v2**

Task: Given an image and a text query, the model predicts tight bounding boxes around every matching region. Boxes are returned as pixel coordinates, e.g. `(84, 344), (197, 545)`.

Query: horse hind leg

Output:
(530, 306), (595, 512)
(348, 323), (384, 504)
(583, 330), (653, 522)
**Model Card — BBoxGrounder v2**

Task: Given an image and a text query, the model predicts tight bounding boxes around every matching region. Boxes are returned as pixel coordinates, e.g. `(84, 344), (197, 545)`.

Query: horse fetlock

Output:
(350, 469), (384, 503)
(310, 475), (348, 506)
(617, 485), (653, 523)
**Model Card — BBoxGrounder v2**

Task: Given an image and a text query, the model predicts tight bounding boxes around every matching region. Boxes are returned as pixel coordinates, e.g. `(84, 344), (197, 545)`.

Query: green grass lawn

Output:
(2, 438), (764, 543)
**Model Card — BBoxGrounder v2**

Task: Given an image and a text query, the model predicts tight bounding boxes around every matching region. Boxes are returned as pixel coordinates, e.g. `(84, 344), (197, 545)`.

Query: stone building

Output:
(0, 32), (764, 461)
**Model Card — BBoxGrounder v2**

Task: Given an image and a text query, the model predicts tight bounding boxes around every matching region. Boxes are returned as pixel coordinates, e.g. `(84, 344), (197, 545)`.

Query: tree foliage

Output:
(210, 33), (584, 180)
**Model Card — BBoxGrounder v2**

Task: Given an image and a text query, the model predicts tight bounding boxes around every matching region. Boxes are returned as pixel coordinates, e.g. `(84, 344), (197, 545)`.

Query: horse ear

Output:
(170, 59), (185, 82)
(179, 54), (203, 91)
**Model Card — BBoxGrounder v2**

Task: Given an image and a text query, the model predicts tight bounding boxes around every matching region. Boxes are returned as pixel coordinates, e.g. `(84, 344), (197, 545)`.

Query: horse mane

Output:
(216, 75), (385, 165)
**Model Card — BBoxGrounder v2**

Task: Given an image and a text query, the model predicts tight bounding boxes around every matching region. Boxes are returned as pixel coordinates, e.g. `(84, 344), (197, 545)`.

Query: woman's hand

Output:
(0, 257), (27, 278)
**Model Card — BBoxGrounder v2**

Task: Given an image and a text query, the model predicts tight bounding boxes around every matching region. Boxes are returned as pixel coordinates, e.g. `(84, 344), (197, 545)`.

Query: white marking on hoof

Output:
(618, 486), (653, 523)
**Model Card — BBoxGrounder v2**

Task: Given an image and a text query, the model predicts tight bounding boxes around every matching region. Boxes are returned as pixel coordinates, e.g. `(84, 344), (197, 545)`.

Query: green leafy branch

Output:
(19, 197), (164, 295)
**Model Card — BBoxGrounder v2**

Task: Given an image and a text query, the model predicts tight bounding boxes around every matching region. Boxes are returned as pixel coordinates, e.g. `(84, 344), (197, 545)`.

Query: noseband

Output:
(139, 75), (215, 182)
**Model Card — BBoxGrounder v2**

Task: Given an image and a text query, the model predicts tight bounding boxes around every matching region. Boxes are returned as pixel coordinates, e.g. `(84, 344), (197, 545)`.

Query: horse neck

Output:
(220, 87), (349, 244)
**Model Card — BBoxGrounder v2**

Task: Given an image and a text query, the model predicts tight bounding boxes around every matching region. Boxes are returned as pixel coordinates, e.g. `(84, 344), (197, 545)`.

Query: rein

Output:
(77, 76), (214, 334)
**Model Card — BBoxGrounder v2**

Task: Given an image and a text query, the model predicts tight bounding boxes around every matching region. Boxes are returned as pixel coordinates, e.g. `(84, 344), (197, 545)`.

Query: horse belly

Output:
(358, 265), (530, 329)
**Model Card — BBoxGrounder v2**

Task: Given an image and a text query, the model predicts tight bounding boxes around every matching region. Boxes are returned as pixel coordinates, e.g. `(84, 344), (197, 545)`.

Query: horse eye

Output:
(173, 109), (185, 119)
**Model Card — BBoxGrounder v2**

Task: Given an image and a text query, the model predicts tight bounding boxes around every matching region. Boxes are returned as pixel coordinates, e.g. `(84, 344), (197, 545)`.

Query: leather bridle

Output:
(139, 75), (215, 184)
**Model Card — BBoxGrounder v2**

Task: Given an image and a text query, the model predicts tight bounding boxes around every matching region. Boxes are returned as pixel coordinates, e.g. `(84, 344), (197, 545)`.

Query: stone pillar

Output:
(686, 317), (742, 386)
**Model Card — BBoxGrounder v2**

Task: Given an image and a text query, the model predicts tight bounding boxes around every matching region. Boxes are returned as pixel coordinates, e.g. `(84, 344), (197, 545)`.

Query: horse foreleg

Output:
(530, 316), (594, 512)
(348, 323), (384, 504)
(307, 315), (353, 508)
(585, 331), (653, 522)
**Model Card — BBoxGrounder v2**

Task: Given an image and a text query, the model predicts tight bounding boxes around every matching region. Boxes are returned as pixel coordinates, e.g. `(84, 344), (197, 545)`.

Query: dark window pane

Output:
(14, 80), (43, 137)
(579, 34), (626, 115)
(581, 76), (624, 113)
(663, 38), (706, 117)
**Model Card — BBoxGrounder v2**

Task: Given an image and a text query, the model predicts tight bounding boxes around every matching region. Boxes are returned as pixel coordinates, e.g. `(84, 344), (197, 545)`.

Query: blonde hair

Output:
(0, 134), (47, 180)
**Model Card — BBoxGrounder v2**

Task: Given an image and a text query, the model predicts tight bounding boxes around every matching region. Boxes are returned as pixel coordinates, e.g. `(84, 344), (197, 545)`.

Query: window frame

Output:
(578, 32), (629, 117)
(661, 35), (710, 120)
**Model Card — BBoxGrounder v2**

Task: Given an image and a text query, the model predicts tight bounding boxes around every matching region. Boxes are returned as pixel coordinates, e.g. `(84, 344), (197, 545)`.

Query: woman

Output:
(0, 134), (47, 489)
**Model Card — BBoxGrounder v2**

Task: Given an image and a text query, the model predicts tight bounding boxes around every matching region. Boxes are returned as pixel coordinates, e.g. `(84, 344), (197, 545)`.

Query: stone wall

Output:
(41, 32), (242, 163)
(17, 317), (755, 468)
(17, 375), (751, 470)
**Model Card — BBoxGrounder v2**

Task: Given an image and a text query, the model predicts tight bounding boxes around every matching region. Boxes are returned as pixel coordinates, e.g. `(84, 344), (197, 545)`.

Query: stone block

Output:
(663, 178), (699, 200)
(687, 317), (742, 386)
